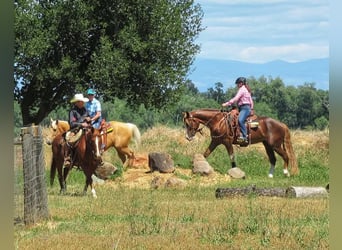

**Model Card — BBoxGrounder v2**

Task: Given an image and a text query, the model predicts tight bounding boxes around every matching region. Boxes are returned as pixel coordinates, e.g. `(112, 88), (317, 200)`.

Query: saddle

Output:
(65, 127), (83, 144)
(228, 109), (259, 146)
(98, 119), (114, 153)
(100, 119), (113, 134)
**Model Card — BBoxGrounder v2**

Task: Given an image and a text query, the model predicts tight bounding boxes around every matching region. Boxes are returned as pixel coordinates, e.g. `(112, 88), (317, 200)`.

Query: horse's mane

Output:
(193, 108), (221, 112)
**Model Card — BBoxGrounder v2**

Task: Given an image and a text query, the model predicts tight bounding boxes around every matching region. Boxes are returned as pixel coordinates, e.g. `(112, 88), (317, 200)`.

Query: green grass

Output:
(14, 128), (329, 249)
(15, 186), (329, 249)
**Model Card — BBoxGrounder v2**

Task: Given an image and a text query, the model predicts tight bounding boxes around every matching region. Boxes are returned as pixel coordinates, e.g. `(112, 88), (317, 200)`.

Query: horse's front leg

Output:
(223, 141), (236, 168)
(57, 165), (67, 194)
(203, 139), (219, 158)
(84, 174), (97, 198)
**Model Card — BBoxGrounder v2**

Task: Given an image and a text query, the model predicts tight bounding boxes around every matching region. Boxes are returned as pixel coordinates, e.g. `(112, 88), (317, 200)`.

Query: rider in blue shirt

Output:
(85, 88), (102, 129)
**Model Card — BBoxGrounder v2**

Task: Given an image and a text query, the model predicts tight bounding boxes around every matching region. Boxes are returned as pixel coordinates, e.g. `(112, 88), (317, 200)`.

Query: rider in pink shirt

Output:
(222, 77), (254, 143)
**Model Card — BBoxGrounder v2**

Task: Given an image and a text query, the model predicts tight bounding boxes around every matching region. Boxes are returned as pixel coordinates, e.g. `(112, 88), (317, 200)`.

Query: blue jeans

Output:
(238, 105), (251, 139)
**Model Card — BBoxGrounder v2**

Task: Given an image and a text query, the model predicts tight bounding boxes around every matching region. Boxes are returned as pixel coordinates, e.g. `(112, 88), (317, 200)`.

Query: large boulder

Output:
(148, 152), (175, 173)
(192, 153), (214, 176)
(94, 161), (117, 180)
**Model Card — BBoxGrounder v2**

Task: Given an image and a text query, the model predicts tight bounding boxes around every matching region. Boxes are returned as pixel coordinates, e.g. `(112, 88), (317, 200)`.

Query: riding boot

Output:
(64, 155), (71, 167)
(64, 146), (72, 167)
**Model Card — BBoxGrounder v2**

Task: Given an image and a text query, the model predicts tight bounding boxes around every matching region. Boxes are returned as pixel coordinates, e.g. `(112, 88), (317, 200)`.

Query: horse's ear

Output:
(50, 117), (53, 122)
(182, 112), (189, 118)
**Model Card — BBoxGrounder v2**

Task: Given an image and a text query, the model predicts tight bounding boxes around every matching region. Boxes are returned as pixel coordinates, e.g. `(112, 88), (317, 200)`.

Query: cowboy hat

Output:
(70, 93), (89, 103)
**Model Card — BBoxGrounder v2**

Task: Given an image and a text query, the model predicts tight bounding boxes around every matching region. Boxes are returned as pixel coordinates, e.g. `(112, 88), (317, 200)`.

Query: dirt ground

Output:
(100, 153), (232, 189)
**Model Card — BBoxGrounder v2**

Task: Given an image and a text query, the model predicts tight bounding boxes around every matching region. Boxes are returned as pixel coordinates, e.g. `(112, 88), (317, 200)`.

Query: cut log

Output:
(285, 186), (328, 198)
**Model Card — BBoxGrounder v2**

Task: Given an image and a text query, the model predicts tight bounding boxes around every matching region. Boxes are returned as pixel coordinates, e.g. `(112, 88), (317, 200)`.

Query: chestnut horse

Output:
(50, 118), (141, 166)
(50, 127), (103, 198)
(182, 108), (299, 178)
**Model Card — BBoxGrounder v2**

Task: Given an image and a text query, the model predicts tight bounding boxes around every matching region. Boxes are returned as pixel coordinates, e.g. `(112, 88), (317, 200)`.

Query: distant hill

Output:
(188, 58), (329, 92)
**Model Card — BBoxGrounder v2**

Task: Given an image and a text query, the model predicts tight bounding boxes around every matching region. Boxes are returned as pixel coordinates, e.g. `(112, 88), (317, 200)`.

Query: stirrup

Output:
(64, 158), (71, 167)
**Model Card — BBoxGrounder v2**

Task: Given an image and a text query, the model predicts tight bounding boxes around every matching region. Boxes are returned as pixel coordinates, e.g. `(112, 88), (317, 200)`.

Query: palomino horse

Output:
(50, 127), (103, 198)
(50, 118), (141, 166)
(182, 108), (299, 178)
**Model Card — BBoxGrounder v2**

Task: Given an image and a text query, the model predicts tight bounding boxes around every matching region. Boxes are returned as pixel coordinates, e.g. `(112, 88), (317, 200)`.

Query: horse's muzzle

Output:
(185, 135), (194, 141)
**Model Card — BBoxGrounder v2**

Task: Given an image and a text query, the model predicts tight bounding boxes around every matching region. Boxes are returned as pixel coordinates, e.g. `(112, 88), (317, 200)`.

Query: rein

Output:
(189, 111), (232, 139)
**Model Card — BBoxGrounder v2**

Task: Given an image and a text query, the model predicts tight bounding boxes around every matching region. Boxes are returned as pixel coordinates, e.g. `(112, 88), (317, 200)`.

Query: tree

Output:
(14, 0), (204, 125)
(207, 82), (225, 104)
(296, 83), (321, 128)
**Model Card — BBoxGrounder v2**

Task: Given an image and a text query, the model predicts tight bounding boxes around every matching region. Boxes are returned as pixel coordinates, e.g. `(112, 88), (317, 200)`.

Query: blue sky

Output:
(194, 0), (329, 63)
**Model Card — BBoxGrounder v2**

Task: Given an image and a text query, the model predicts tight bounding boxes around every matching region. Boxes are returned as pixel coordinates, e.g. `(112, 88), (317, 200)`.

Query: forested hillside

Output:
(14, 76), (328, 136)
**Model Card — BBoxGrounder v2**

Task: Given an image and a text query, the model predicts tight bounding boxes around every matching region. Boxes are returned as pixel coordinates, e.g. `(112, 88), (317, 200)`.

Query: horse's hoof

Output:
(268, 174), (273, 178)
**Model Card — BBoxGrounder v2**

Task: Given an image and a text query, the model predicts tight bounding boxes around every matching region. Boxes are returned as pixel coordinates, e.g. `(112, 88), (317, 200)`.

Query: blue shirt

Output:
(86, 98), (102, 129)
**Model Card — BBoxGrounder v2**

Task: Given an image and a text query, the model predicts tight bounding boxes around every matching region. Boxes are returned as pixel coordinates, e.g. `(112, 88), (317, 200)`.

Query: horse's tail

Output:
(131, 124), (141, 146)
(284, 126), (299, 175)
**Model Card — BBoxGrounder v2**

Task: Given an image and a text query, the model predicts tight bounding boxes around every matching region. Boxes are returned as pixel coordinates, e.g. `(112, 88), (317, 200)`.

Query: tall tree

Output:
(14, 0), (203, 125)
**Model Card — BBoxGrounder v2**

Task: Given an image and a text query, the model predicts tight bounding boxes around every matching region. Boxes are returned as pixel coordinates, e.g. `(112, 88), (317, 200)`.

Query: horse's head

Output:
(86, 127), (103, 161)
(50, 118), (58, 132)
(182, 111), (201, 141)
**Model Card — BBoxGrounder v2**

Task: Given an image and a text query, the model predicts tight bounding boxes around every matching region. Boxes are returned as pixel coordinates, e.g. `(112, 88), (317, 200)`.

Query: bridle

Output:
(184, 111), (226, 137)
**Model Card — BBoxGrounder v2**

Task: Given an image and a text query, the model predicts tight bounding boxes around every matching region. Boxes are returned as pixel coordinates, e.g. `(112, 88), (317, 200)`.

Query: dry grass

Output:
(14, 125), (329, 249)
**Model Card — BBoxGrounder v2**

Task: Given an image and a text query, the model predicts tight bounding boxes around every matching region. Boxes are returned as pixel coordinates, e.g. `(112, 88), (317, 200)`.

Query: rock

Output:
(148, 152), (175, 173)
(164, 177), (187, 188)
(92, 174), (105, 185)
(227, 167), (246, 179)
(94, 161), (117, 180)
(192, 153), (214, 176)
(151, 176), (165, 189)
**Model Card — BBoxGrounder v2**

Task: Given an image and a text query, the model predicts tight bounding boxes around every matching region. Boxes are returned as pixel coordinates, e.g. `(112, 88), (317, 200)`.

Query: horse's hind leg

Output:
(262, 142), (277, 178)
(273, 146), (290, 177)
(118, 147), (135, 167)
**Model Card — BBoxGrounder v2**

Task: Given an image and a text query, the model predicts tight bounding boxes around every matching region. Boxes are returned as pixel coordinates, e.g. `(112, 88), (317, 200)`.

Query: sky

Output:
(193, 0), (329, 63)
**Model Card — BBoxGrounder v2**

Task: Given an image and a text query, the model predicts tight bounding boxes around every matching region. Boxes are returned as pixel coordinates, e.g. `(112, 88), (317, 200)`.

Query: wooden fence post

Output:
(21, 125), (49, 225)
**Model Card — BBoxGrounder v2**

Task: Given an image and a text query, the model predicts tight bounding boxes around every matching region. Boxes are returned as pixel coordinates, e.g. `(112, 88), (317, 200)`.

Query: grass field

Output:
(14, 126), (329, 249)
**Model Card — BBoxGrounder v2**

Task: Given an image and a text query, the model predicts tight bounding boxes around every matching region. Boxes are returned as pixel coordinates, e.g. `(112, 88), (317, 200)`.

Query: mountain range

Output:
(188, 58), (329, 92)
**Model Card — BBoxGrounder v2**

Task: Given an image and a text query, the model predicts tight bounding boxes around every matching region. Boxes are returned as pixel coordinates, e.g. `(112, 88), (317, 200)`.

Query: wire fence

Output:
(14, 125), (49, 225)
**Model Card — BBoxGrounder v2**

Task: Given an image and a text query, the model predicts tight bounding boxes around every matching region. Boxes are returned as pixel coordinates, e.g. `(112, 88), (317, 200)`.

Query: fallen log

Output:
(215, 185), (286, 198)
(216, 185), (329, 198)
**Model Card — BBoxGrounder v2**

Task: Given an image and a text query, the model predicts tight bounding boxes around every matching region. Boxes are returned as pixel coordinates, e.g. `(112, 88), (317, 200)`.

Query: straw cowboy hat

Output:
(70, 93), (89, 103)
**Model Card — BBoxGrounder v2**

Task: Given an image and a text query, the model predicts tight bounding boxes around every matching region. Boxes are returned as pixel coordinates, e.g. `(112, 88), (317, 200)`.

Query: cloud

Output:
(198, 41), (328, 63)
(195, 0), (329, 62)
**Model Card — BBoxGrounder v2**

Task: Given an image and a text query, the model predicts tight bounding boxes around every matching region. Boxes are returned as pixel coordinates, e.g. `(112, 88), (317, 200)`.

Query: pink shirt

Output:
(224, 85), (253, 109)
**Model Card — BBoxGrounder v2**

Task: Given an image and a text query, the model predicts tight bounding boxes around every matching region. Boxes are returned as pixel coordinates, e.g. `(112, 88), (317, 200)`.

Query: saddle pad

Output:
(248, 121), (259, 128)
